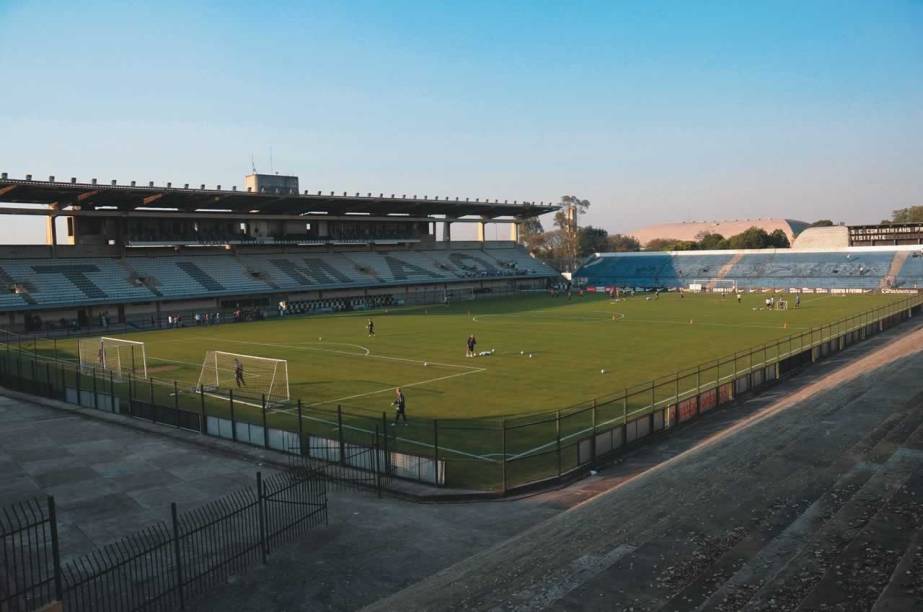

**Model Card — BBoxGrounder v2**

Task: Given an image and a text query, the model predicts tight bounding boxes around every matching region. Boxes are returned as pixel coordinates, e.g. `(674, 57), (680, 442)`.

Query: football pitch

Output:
(47, 291), (904, 419)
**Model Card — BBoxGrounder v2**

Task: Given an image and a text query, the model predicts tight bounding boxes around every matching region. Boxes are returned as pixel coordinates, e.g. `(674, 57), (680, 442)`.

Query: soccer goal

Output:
(78, 337), (148, 379)
(689, 278), (738, 293)
(196, 351), (290, 404)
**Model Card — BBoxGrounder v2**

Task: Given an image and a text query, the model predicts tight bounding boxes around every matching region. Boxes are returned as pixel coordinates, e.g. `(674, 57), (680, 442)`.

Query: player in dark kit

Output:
(392, 387), (406, 425)
(367, 319), (375, 336)
(234, 358), (246, 387)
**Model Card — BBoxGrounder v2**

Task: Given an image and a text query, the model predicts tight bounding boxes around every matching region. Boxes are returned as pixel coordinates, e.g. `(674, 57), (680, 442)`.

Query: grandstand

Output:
(0, 173), (560, 331)
(575, 246), (923, 292)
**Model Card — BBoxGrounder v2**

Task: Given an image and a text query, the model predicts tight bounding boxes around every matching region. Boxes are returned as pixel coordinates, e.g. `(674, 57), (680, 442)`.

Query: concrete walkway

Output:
(0, 395), (276, 561)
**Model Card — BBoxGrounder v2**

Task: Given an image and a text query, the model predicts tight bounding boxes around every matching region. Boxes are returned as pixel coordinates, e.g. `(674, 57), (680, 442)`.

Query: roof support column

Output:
(476, 218), (487, 243)
(509, 220), (521, 243)
(443, 218), (454, 242)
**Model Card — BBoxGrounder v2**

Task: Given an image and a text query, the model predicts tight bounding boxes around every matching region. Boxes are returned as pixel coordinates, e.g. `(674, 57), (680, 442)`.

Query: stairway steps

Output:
(569, 382), (907, 610)
(794, 466), (923, 611)
(871, 520), (923, 611)
(687, 392), (923, 611)
(741, 421), (923, 611)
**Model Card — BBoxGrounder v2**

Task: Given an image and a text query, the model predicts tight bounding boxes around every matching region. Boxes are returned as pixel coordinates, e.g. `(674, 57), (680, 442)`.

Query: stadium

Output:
(2, 168), (923, 610)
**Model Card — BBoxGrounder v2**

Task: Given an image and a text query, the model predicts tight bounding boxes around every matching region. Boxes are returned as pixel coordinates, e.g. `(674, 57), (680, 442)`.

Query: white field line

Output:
(275, 366), (487, 409)
(180, 336), (479, 371)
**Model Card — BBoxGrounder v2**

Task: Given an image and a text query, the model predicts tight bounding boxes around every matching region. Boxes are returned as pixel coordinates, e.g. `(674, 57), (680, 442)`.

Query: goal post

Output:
(196, 351), (290, 404)
(78, 337), (148, 379)
(689, 278), (738, 293)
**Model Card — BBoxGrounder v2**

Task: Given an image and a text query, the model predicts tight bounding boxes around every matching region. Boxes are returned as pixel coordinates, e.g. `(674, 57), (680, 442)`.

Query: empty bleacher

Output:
(575, 248), (922, 290)
(0, 244), (558, 312)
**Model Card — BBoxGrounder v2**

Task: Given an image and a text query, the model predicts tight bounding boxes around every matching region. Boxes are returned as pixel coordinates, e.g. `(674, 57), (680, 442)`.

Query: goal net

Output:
(689, 278), (738, 293)
(78, 337), (148, 379)
(196, 351), (290, 404)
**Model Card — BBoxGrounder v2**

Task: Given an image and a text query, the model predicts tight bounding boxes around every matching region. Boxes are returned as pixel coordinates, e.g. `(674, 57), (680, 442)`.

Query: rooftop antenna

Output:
(249, 153), (256, 174)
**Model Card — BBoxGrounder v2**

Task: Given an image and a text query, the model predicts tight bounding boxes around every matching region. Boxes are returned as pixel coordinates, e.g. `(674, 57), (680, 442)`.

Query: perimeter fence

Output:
(0, 294), (920, 495)
(0, 469), (326, 612)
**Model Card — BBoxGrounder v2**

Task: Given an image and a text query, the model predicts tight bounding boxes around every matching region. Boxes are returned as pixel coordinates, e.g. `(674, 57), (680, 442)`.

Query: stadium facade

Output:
(0, 172), (561, 331)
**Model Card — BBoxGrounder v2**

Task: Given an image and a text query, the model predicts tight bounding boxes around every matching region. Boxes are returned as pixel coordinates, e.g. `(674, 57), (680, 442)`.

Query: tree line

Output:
(521, 198), (922, 269)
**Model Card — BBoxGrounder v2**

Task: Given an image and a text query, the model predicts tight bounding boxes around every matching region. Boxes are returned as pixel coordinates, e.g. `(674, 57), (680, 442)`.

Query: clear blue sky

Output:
(1, 0), (921, 242)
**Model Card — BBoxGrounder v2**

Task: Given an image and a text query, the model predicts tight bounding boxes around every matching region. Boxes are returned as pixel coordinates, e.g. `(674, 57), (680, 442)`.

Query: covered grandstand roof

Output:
(630, 218), (809, 247)
(0, 175), (557, 219)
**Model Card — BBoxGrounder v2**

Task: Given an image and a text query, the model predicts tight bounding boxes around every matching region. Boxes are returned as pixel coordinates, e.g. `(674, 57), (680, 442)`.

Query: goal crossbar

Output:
(78, 336), (148, 379)
(689, 278), (738, 293)
(196, 351), (290, 404)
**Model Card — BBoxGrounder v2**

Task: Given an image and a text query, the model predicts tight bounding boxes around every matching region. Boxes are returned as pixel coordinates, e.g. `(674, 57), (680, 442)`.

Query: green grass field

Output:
(45, 291), (905, 419)
(13, 290), (914, 490)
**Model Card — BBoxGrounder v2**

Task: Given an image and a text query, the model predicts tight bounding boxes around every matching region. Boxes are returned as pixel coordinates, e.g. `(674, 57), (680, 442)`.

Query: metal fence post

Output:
(127, 372), (134, 417)
(433, 419), (440, 487)
(229, 389), (237, 442)
(381, 412), (390, 476)
(591, 400), (597, 461)
(337, 405), (345, 465)
(374, 425), (382, 497)
(170, 502), (185, 610)
(150, 377), (156, 423)
(92, 367), (99, 410)
(199, 386), (207, 434)
(109, 371), (115, 412)
(256, 472), (268, 563)
(48, 496), (63, 601)
(262, 394), (269, 448)
(556, 411), (562, 477)
(297, 399), (304, 455)
(174, 381), (181, 427)
(501, 419), (508, 494)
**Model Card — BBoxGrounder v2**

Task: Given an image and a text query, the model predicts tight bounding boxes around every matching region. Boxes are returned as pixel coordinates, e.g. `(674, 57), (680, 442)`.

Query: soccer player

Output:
(737, 292), (742, 304)
(392, 387), (407, 425)
(795, 294), (801, 308)
(234, 358), (246, 387)
(367, 319), (375, 336)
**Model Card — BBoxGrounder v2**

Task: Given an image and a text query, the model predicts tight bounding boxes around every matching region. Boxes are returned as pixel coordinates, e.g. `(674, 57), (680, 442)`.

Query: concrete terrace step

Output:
(794, 464), (923, 611)
(741, 421), (923, 611)
(690, 390), (923, 611)
(556, 374), (908, 610)
(872, 523), (923, 611)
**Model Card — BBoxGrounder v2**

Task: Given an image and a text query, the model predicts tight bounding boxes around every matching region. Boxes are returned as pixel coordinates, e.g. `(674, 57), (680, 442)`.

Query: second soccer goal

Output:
(196, 351), (290, 404)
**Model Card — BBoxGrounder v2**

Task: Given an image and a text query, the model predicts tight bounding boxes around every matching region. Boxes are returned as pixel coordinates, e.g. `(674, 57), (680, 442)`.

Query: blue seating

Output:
(575, 250), (911, 290)
(0, 246), (558, 311)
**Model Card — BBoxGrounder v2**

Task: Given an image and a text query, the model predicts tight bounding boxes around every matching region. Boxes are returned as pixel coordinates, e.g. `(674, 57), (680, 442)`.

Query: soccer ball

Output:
(529, 353), (533, 359)
(520, 350), (524, 355)
(424, 362), (429, 367)
(318, 336), (323, 341)
(601, 369), (606, 374)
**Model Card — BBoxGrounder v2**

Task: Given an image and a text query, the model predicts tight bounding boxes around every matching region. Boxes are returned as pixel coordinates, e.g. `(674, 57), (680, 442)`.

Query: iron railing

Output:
(0, 294), (920, 495)
(0, 470), (326, 612)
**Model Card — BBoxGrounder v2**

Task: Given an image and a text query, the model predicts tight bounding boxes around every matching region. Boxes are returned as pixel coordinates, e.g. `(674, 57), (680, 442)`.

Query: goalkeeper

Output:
(234, 358), (246, 388)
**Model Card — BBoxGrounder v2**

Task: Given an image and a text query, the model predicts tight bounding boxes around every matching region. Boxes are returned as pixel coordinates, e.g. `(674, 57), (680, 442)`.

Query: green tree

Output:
(768, 229), (790, 248)
(607, 233), (641, 252)
(726, 227), (772, 249)
(553, 195), (591, 270)
(577, 226), (609, 257)
(696, 232), (727, 250)
(644, 238), (692, 251)
(888, 206), (923, 224)
(809, 219), (835, 227)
